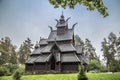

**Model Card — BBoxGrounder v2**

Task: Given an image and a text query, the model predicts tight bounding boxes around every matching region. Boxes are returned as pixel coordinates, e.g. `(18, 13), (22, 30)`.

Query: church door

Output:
(51, 55), (55, 70)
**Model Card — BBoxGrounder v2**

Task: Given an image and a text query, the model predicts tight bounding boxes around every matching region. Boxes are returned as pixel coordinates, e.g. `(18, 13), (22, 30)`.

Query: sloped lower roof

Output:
(34, 54), (51, 62)
(61, 53), (80, 62)
(58, 44), (76, 52)
(25, 56), (38, 64)
(48, 29), (73, 41)
(32, 47), (43, 55)
(31, 43), (83, 55)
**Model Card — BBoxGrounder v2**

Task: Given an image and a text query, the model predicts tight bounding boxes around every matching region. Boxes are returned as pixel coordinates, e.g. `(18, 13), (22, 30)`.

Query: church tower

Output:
(56, 13), (68, 35)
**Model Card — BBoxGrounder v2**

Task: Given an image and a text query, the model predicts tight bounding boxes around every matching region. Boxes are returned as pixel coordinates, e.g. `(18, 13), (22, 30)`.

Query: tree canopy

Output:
(0, 37), (17, 65)
(49, 0), (109, 17)
(101, 32), (120, 72)
(18, 38), (33, 64)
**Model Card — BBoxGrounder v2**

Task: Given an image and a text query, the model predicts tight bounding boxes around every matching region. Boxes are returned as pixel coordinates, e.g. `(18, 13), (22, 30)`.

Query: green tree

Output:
(0, 37), (17, 65)
(101, 32), (120, 72)
(87, 59), (101, 72)
(84, 38), (101, 71)
(49, 0), (108, 17)
(84, 38), (98, 60)
(18, 38), (33, 64)
(74, 35), (101, 71)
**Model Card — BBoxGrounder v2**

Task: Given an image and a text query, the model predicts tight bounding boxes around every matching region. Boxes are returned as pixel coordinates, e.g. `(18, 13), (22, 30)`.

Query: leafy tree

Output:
(74, 35), (101, 71)
(0, 37), (17, 65)
(87, 59), (101, 72)
(101, 32), (120, 72)
(116, 35), (120, 62)
(84, 38), (98, 60)
(49, 0), (108, 17)
(18, 38), (33, 64)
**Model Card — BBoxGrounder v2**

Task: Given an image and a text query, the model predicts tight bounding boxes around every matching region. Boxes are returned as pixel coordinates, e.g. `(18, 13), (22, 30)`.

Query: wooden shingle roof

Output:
(48, 29), (73, 41)
(58, 44), (76, 52)
(34, 54), (51, 63)
(25, 56), (38, 64)
(61, 53), (80, 62)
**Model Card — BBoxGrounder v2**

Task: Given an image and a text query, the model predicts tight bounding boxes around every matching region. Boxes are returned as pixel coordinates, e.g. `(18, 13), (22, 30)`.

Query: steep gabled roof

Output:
(48, 29), (73, 41)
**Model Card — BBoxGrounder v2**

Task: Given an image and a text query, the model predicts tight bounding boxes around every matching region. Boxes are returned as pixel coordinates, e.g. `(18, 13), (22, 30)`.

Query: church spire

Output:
(56, 12), (69, 35)
(61, 11), (64, 18)
(59, 11), (65, 22)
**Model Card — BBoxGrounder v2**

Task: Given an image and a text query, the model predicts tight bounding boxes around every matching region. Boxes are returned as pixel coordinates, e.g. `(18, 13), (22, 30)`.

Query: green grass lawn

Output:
(0, 73), (120, 80)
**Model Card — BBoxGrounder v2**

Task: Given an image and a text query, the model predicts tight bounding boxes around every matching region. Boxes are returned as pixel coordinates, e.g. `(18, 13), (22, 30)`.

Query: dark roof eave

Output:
(61, 50), (76, 52)
(34, 62), (46, 63)
(61, 61), (81, 63)
(41, 52), (50, 53)
(47, 39), (72, 42)
(25, 62), (34, 64)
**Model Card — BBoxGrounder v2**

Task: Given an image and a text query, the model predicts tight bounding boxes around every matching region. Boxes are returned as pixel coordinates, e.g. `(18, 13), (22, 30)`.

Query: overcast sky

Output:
(0, 0), (120, 60)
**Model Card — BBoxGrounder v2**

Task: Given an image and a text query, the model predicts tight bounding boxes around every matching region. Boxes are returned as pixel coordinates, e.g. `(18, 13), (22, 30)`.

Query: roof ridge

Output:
(45, 54), (52, 62)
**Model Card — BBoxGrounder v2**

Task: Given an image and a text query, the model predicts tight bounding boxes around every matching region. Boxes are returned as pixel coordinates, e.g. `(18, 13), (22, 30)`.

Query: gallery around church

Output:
(25, 13), (87, 73)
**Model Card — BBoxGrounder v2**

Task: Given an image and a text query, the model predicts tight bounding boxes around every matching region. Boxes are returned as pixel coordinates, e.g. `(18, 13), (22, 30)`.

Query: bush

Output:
(13, 65), (25, 80)
(0, 65), (10, 76)
(6, 64), (19, 75)
(13, 69), (22, 80)
(78, 65), (88, 80)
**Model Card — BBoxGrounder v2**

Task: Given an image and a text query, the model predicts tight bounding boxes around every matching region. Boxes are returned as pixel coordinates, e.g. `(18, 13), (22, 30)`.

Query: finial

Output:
(66, 17), (71, 22)
(48, 26), (53, 31)
(72, 23), (77, 30)
(55, 19), (59, 23)
(61, 11), (64, 18)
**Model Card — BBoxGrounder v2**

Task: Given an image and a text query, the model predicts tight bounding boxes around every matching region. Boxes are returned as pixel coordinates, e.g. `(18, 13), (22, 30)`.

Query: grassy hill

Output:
(0, 73), (120, 80)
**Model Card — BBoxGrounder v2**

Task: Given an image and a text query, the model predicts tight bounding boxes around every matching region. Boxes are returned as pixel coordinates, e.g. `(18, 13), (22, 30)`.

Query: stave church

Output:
(25, 13), (87, 73)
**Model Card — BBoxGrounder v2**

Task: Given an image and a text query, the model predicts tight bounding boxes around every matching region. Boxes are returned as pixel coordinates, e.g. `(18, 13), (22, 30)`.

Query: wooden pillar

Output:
(59, 62), (61, 72)
(33, 63), (35, 74)
(46, 62), (48, 71)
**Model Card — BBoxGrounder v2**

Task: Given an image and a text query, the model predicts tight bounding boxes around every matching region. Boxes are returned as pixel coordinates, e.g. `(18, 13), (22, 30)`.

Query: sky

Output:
(0, 0), (120, 60)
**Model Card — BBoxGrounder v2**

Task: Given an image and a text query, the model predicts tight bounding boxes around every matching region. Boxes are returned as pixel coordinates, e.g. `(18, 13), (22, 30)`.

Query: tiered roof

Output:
(26, 14), (86, 64)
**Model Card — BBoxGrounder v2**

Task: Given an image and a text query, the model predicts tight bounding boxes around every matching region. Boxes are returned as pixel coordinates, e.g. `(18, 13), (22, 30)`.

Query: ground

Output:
(0, 73), (120, 80)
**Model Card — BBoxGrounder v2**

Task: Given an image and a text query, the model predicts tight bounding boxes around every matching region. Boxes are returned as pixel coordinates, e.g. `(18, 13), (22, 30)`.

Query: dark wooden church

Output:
(25, 14), (86, 73)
